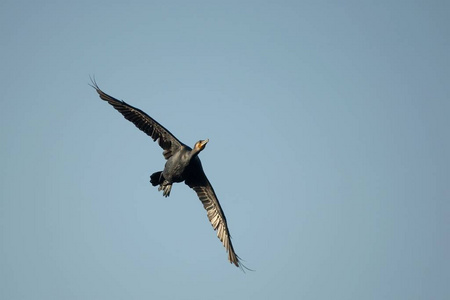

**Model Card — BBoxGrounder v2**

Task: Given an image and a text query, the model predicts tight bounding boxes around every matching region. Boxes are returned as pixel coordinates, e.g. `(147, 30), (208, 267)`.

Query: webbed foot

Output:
(158, 184), (172, 197)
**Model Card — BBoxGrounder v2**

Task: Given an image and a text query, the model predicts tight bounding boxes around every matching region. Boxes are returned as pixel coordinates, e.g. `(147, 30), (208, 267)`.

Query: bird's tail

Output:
(150, 171), (163, 186)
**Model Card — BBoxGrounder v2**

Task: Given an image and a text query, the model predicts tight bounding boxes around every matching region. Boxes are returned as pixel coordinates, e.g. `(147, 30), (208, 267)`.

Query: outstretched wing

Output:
(90, 78), (184, 159)
(185, 167), (246, 270)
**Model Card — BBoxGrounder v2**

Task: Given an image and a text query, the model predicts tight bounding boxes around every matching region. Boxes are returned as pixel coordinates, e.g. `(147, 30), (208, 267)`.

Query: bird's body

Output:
(150, 143), (206, 197)
(90, 79), (247, 270)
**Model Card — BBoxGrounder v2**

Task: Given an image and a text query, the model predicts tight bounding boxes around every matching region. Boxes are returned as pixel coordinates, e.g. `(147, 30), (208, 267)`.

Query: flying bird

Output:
(90, 79), (247, 270)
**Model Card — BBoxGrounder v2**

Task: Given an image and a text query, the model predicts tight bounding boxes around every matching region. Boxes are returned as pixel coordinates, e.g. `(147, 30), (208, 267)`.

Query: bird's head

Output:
(194, 139), (209, 152)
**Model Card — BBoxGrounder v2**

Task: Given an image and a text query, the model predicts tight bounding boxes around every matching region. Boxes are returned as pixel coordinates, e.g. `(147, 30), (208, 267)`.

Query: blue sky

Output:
(1, 1), (449, 299)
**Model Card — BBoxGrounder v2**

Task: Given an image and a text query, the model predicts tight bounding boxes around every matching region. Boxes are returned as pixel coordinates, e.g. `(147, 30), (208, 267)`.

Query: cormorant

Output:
(91, 79), (246, 269)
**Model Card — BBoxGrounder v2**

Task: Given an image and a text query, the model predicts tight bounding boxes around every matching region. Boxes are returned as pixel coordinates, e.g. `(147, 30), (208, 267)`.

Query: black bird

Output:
(91, 79), (246, 269)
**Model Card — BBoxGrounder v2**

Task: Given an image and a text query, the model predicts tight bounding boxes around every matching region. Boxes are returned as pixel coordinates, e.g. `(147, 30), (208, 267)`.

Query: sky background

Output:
(1, 1), (449, 299)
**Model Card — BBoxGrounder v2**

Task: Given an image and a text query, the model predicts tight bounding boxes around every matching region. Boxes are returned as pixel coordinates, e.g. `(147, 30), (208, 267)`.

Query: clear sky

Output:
(1, 1), (449, 299)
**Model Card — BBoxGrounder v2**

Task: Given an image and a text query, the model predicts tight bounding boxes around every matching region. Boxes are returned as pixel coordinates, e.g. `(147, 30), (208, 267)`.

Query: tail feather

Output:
(150, 171), (163, 186)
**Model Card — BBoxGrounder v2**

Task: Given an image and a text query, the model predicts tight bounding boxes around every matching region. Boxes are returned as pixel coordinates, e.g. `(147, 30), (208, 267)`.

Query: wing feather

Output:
(90, 78), (183, 159)
(187, 172), (246, 269)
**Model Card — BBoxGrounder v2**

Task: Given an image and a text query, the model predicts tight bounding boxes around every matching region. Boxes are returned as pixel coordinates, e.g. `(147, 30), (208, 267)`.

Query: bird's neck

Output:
(188, 148), (202, 160)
